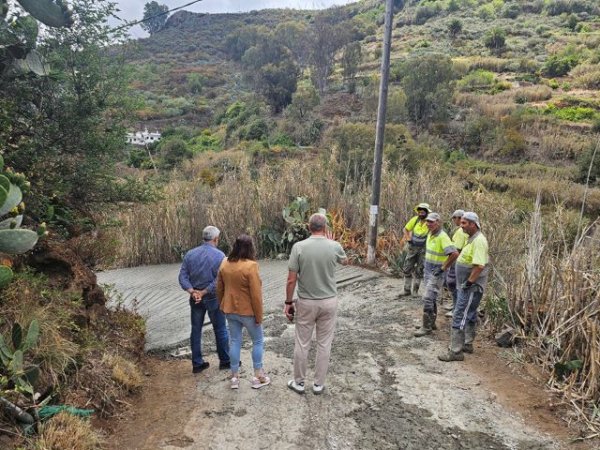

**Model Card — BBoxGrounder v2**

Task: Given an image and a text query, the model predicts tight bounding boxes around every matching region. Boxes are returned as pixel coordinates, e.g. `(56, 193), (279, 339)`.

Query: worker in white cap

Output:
(414, 212), (459, 337)
(439, 212), (489, 362)
(444, 209), (469, 317)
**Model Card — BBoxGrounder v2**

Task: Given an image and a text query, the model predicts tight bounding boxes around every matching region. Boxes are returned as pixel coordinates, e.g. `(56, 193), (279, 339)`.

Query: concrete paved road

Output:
(97, 260), (380, 351)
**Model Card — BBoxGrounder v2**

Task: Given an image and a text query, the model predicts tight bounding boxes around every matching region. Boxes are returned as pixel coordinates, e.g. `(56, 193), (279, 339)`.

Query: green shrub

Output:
(477, 4), (495, 20)
(448, 18), (463, 38)
(457, 69), (499, 93)
(576, 145), (600, 186)
(502, 3), (521, 18)
(239, 118), (269, 141)
(414, 3), (443, 25)
(543, 104), (599, 122)
(484, 28), (506, 53)
(542, 55), (579, 77)
(159, 138), (192, 169)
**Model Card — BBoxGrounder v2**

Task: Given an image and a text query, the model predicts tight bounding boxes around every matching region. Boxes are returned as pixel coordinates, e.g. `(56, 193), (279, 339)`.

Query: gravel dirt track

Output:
(99, 262), (581, 450)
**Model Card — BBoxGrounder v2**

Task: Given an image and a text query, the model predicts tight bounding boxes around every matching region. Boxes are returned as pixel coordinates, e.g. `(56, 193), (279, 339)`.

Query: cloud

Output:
(111, 0), (354, 38)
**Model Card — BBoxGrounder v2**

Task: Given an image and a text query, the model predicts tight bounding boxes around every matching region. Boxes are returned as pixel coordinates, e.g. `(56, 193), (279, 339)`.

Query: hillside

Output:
(121, 0), (600, 211)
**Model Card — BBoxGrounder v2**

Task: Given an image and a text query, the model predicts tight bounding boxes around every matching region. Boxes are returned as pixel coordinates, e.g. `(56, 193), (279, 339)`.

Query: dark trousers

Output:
(189, 297), (229, 368)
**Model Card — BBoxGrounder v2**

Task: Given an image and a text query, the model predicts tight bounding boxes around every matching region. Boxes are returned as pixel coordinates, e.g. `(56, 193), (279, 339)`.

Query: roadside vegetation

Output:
(1, 1), (146, 448)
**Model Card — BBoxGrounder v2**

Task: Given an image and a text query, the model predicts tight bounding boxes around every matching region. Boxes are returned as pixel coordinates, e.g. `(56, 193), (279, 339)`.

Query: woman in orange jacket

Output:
(217, 235), (270, 390)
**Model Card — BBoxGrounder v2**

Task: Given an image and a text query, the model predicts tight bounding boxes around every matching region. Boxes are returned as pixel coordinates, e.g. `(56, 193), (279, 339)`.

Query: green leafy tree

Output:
(1, 0), (131, 227)
(396, 54), (456, 126)
(242, 40), (299, 113)
(273, 21), (310, 68)
(286, 81), (320, 121)
(308, 15), (352, 93)
(141, 1), (168, 35)
(159, 138), (192, 169)
(224, 25), (269, 61)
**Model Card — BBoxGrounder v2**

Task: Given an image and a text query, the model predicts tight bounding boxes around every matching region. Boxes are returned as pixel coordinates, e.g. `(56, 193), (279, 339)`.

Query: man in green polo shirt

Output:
(414, 213), (459, 337)
(439, 211), (489, 362)
(284, 213), (348, 395)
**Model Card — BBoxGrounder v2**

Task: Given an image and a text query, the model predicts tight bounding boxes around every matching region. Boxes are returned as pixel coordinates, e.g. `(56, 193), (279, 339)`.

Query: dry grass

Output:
(32, 413), (104, 450)
(572, 64), (600, 90)
(102, 353), (143, 391)
(478, 174), (600, 215)
(453, 56), (511, 73)
(514, 85), (553, 103)
(454, 92), (517, 118)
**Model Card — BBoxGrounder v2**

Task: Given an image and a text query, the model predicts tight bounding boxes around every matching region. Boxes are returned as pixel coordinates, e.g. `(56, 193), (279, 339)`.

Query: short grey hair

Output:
(308, 213), (327, 232)
(202, 225), (220, 241)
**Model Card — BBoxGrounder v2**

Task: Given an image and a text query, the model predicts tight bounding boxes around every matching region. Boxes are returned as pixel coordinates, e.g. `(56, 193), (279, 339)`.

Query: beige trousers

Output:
(293, 296), (338, 386)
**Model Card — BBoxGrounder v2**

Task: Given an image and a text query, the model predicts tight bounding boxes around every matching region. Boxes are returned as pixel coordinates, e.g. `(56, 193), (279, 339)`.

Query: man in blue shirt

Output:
(179, 226), (230, 373)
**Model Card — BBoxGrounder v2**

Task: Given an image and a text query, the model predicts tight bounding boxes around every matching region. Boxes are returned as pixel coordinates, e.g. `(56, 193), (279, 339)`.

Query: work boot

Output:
(412, 278), (422, 296)
(463, 322), (477, 354)
(438, 328), (465, 362)
(414, 312), (433, 337)
(398, 276), (412, 297)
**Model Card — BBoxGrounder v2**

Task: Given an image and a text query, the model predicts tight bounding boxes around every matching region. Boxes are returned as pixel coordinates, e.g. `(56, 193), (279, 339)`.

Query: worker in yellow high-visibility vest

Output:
(444, 210), (469, 318)
(439, 212), (489, 362)
(398, 203), (431, 297)
(414, 212), (459, 337)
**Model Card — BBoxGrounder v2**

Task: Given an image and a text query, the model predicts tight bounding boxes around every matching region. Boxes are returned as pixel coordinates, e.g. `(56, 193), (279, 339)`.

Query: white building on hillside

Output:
(126, 129), (161, 146)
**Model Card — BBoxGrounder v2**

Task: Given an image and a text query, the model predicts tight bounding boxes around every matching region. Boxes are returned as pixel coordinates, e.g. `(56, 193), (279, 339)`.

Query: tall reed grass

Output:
(505, 200), (600, 435)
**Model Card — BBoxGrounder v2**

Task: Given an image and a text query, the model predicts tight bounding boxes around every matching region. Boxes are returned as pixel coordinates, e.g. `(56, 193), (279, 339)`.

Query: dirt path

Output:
(101, 274), (594, 450)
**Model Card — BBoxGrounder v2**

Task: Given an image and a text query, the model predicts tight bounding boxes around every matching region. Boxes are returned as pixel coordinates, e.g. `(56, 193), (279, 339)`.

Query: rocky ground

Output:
(99, 263), (592, 450)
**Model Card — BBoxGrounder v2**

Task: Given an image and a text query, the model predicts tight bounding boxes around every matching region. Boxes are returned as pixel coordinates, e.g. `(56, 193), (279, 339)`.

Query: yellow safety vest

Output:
(405, 216), (429, 246)
(426, 230), (456, 265)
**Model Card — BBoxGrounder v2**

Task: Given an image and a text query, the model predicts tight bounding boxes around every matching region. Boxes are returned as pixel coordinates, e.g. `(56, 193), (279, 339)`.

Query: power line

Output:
(112, 0), (204, 32)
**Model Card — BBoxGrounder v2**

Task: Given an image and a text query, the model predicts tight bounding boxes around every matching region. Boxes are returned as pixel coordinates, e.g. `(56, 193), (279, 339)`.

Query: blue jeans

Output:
(451, 286), (484, 330)
(190, 297), (229, 368)
(226, 313), (264, 373)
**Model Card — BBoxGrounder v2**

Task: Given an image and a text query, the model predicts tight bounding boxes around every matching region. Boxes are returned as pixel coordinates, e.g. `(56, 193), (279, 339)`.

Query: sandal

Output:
(251, 374), (271, 389)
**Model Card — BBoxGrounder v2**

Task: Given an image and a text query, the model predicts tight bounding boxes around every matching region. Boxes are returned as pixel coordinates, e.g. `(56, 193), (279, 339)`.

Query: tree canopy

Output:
(141, 1), (168, 35)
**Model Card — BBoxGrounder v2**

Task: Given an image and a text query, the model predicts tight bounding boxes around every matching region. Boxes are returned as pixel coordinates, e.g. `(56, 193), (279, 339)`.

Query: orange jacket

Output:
(216, 259), (263, 323)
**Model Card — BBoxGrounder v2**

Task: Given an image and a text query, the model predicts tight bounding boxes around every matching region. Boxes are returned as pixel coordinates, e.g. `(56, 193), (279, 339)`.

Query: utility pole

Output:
(367, 0), (394, 265)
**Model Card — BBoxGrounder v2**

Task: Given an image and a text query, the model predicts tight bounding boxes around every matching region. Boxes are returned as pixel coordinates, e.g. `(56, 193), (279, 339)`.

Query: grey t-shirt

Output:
(288, 236), (347, 299)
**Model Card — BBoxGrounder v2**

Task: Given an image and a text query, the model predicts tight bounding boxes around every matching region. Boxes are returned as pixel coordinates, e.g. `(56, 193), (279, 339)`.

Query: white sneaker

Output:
(287, 379), (305, 394)
(313, 384), (324, 395)
(230, 377), (240, 389)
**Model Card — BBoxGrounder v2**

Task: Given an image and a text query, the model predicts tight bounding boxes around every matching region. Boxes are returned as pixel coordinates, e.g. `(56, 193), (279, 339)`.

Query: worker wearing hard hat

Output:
(399, 203), (431, 297)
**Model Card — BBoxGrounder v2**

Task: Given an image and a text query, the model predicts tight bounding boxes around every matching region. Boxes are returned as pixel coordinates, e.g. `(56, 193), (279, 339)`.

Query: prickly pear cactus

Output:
(0, 0), (72, 79)
(0, 155), (45, 288)
(15, 0), (73, 28)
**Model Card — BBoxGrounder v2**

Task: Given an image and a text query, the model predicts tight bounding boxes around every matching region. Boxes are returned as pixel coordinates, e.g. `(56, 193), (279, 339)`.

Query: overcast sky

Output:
(113, 0), (357, 38)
